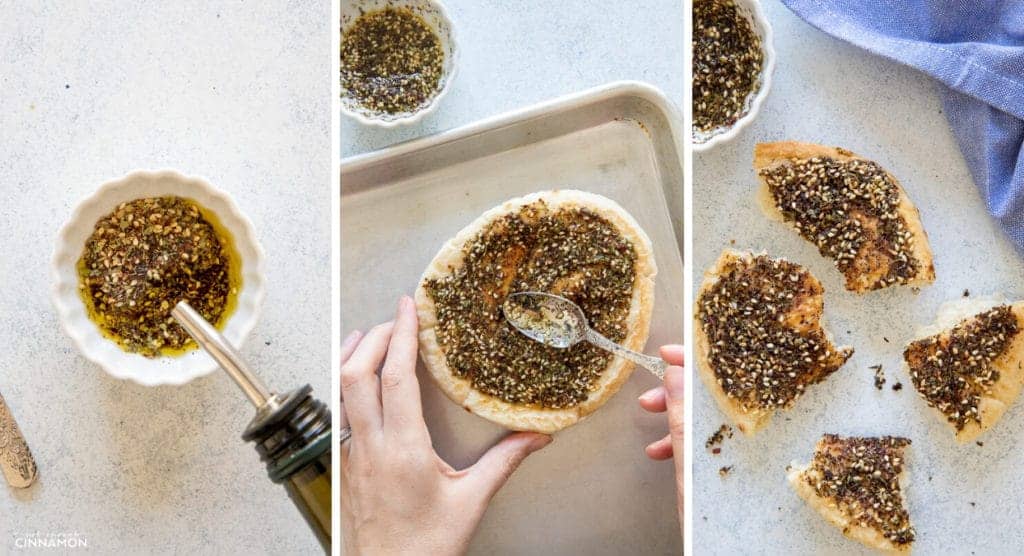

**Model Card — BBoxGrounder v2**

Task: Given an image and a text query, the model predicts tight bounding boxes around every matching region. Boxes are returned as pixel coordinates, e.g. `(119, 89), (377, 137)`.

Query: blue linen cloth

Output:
(780, 0), (1024, 253)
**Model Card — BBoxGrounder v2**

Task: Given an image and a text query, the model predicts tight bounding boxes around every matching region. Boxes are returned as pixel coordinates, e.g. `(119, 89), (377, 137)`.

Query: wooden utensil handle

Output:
(0, 392), (38, 488)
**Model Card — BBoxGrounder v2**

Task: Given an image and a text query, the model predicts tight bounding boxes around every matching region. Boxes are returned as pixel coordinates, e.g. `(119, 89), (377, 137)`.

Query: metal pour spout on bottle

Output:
(171, 301), (331, 552)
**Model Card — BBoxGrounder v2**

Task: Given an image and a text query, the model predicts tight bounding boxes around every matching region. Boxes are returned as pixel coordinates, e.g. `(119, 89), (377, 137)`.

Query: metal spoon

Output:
(502, 292), (668, 379)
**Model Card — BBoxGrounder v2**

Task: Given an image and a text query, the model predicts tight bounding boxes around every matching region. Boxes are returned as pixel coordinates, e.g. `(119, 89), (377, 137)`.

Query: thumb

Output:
(464, 432), (552, 503)
(664, 363), (685, 442)
(663, 363), (685, 530)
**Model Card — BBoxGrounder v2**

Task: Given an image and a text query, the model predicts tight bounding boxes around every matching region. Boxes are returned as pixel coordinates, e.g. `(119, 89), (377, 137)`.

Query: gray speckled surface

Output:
(0, 2), (329, 554)
(694, 3), (1024, 555)
(341, 0), (684, 157)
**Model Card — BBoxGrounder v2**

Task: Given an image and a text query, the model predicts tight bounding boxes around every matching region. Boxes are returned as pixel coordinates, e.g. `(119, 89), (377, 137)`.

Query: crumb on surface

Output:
(705, 424), (734, 449)
(872, 365), (885, 390)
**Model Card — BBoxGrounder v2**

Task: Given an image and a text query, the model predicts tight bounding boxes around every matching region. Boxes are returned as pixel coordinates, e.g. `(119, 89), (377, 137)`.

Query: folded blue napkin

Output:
(780, 0), (1024, 253)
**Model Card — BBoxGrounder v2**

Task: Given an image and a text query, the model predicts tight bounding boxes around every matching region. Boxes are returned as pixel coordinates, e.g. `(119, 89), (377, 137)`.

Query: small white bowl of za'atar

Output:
(340, 0), (459, 127)
(693, 0), (775, 151)
(52, 171), (265, 386)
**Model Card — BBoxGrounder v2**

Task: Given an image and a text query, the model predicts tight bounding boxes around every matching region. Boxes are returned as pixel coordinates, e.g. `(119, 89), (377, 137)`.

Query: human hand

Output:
(638, 344), (684, 531)
(340, 296), (552, 556)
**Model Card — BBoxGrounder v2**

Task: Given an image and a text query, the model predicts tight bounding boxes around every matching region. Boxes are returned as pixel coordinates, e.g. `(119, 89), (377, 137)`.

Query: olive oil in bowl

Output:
(77, 196), (242, 357)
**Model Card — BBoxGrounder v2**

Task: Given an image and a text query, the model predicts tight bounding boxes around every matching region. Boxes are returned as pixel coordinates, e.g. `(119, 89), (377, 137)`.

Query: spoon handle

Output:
(0, 390), (37, 488)
(585, 329), (668, 379)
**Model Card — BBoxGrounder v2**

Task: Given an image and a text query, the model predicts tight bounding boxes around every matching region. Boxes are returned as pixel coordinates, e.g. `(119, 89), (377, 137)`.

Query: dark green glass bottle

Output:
(244, 385), (331, 552)
(170, 302), (332, 553)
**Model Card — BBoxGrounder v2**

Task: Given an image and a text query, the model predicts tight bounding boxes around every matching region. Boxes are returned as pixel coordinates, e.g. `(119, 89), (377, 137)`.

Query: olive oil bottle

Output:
(172, 302), (332, 552)
(243, 384), (331, 549)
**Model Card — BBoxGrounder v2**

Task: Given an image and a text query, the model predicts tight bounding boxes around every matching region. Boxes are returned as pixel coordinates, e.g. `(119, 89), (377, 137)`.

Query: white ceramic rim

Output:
(693, 0), (776, 152)
(340, 0), (460, 128)
(51, 170), (266, 387)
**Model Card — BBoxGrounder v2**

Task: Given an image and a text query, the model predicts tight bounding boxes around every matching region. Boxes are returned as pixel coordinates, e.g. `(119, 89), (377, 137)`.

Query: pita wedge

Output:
(415, 190), (656, 433)
(904, 298), (1024, 443)
(754, 141), (935, 293)
(695, 250), (852, 435)
(789, 435), (915, 554)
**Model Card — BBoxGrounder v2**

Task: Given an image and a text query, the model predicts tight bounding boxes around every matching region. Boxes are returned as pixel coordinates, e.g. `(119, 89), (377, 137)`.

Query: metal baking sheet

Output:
(341, 81), (683, 555)
(694, 4), (1024, 554)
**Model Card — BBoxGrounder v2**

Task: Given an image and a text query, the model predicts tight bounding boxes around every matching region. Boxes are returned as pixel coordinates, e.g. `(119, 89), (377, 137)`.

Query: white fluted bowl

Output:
(693, 0), (775, 151)
(52, 171), (266, 386)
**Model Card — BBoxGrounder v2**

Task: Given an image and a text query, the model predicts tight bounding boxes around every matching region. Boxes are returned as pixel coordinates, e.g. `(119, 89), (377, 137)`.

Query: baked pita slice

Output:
(754, 141), (935, 293)
(695, 250), (852, 435)
(904, 298), (1024, 442)
(788, 435), (915, 554)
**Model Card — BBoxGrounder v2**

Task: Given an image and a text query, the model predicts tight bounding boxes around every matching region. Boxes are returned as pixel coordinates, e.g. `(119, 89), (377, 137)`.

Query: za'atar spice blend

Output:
(77, 196), (240, 357)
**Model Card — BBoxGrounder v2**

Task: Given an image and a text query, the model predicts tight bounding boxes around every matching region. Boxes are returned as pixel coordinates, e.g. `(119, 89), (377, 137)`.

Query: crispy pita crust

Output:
(906, 299), (1024, 443)
(415, 190), (657, 433)
(788, 461), (912, 554)
(753, 141), (935, 293)
(694, 249), (852, 435)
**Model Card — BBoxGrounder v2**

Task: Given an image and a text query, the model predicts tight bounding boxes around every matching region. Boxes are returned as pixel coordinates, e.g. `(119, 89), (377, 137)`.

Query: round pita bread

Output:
(414, 190), (656, 433)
